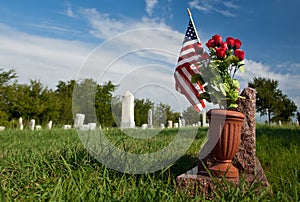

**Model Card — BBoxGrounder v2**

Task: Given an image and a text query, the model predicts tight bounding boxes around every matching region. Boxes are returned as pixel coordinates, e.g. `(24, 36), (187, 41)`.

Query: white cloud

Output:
(236, 59), (300, 109)
(145, 0), (159, 16)
(0, 16), (190, 111)
(0, 23), (92, 88)
(66, 2), (77, 18)
(78, 8), (125, 39)
(188, 0), (238, 17)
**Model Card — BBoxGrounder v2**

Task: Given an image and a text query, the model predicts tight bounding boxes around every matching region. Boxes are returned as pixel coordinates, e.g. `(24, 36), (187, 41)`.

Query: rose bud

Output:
(206, 39), (215, 48)
(216, 47), (227, 59)
(234, 39), (242, 49)
(226, 37), (235, 49)
(220, 42), (228, 50)
(212, 34), (222, 46)
(234, 49), (245, 60)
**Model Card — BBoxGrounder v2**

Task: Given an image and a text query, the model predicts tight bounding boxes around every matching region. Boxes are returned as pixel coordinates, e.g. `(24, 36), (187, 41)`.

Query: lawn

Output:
(0, 125), (299, 201)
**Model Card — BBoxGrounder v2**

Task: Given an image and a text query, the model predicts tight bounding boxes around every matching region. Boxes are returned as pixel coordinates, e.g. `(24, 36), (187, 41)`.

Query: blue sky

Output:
(0, 0), (299, 118)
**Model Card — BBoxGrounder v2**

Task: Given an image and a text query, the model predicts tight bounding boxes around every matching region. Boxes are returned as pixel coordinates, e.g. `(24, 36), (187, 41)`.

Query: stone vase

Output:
(207, 109), (245, 178)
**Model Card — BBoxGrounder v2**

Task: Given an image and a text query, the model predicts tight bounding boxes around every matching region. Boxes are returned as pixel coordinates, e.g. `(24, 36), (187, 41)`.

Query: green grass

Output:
(0, 125), (299, 201)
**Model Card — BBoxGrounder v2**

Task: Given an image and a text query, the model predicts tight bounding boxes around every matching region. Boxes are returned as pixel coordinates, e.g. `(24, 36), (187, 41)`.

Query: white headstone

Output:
(63, 125), (72, 130)
(167, 120), (172, 128)
(202, 109), (207, 127)
(147, 109), (153, 128)
(178, 117), (182, 128)
(121, 91), (135, 128)
(19, 117), (24, 130)
(29, 119), (35, 130)
(160, 123), (165, 129)
(181, 118), (186, 127)
(141, 124), (148, 129)
(88, 123), (97, 130)
(174, 123), (179, 128)
(297, 120), (299, 126)
(0, 126), (5, 131)
(74, 113), (85, 128)
(279, 120), (282, 126)
(47, 120), (53, 129)
(36, 125), (42, 130)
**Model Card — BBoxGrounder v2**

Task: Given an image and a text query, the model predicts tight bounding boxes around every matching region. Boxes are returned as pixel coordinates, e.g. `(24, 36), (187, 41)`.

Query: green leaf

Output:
(228, 103), (238, 109)
(239, 66), (245, 73)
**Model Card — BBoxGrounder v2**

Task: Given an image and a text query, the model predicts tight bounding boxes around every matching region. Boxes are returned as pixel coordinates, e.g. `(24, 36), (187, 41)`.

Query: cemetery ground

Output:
(0, 125), (299, 201)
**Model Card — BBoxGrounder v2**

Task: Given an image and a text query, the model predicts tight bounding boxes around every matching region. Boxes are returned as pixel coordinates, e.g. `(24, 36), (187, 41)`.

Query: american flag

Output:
(174, 20), (208, 112)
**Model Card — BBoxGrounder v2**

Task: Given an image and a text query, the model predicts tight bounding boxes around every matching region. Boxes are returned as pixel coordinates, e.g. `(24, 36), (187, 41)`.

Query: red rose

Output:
(206, 39), (215, 48)
(220, 42), (228, 50)
(234, 49), (245, 60)
(216, 47), (227, 59)
(212, 34), (222, 46)
(234, 39), (242, 49)
(226, 37), (235, 49)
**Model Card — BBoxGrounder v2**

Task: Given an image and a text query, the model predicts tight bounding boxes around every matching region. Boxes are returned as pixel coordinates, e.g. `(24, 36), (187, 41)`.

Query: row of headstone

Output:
(17, 118), (53, 130)
(119, 91), (209, 129)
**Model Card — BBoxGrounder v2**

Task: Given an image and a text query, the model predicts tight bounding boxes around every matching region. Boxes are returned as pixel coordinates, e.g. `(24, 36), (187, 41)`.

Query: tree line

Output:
(0, 69), (298, 128)
(0, 69), (183, 128)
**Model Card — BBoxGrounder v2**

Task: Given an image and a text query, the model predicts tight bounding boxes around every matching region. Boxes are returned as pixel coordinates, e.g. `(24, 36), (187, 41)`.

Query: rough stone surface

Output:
(235, 87), (257, 174)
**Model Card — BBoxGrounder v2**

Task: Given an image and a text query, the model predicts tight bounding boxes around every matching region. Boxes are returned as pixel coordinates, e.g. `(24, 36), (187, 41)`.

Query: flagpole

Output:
(186, 8), (201, 43)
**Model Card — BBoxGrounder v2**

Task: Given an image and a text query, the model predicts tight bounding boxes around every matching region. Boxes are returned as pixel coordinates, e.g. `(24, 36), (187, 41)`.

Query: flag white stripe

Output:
(177, 55), (199, 66)
(175, 71), (200, 105)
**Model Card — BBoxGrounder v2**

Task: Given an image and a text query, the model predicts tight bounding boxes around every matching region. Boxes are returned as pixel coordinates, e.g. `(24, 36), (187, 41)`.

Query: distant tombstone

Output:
(120, 91), (135, 128)
(147, 109), (153, 128)
(197, 121), (201, 127)
(174, 123), (179, 128)
(202, 109), (207, 127)
(181, 118), (186, 127)
(88, 123), (97, 130)
(36, 125), (42, 130)
(19, 117), (24, 130)
(0, 126), (5, 131)
(297, 120), (299, 126)
(279, 120), (282, 126)
(167, 120), (172, 128)
(160, 124), (165, 129)
(29, 119), (35, 130)
(63, 125), (72, 130)
(47, 120), (53, 130)
(141, 124), (148, 129)
(74, 113), (85, 128)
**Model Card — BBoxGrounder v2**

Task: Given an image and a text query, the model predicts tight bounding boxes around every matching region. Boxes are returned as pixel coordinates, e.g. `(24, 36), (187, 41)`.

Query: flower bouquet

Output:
(192, 34), (245, 109)
(195, 34), (246, 178)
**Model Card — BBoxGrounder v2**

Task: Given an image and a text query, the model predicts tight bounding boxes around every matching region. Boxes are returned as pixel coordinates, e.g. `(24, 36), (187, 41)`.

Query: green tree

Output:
(153, 102), (180, 127)
(0, 69), (17, 126)
(182, 106), (201, 125)
(134, 98), (154, 127)
(56, 80), (76, 125)
(248, 77), (297, 124)
(95, 81), (117, 127)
